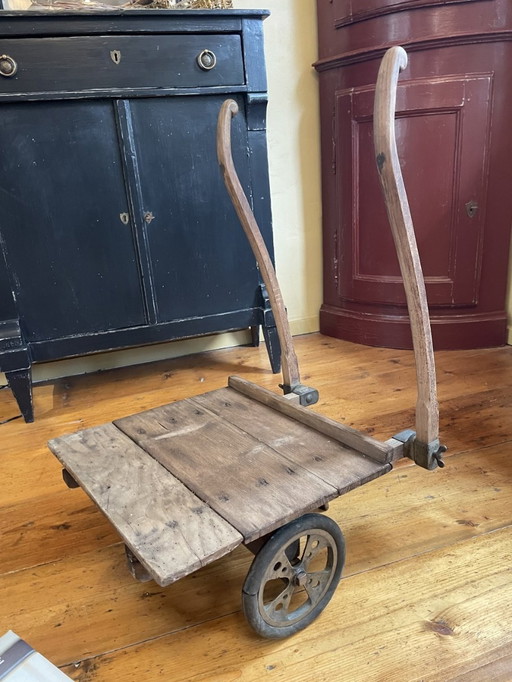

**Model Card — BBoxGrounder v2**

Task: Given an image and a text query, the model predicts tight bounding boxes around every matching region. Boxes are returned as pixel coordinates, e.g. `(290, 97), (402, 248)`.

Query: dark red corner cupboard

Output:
(315, 0), (512, 350)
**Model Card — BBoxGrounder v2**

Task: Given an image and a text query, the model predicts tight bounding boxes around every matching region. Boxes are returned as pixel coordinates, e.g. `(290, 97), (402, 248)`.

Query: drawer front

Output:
(0, 34), (244, 96)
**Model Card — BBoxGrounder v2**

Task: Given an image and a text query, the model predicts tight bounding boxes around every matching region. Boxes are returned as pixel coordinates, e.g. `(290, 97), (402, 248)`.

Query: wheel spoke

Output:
(285, 538), (301, 564)
(265, 550), (294, 581)
(304, 569), (332, 603)
(263, 581), (295, 622)
(301, 533), (328, 568)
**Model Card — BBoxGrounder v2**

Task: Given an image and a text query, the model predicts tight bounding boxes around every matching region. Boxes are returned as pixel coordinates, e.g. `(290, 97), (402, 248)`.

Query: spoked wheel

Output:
(242, 513), (345, 639)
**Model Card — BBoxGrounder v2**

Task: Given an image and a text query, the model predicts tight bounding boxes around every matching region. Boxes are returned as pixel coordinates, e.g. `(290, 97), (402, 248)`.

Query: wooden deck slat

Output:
(48, 424), (243, 587)
(228, 375), (394, 462)
(191, 388), (390, 494)
(114, 396), (339, 542)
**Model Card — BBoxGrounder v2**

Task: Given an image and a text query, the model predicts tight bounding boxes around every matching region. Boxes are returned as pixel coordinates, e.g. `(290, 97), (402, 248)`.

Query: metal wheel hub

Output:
(292, 567), (308, 587)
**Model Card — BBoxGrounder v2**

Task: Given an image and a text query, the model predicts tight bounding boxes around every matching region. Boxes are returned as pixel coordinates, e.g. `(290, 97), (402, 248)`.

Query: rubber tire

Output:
(242, 513), (345, 639)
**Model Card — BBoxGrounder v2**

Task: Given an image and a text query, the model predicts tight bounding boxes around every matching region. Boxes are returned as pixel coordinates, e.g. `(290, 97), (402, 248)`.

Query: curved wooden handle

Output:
(373, 46), (439, 445)
(217, 99), (301, 390)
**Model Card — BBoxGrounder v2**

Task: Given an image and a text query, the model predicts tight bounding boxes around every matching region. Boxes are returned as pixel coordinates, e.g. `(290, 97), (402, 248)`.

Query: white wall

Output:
(234, 0), (323, 336)
(1, 1), (323, 385)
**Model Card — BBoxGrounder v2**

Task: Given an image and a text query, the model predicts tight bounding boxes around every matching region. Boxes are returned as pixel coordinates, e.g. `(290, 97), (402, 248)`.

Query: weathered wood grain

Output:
(228, 375), (393, 462)
(191, 387), (390, 493)
(7, 433), (508, 581)
(114, 397), (338, 542)
(374, 46), (439, 446)
(49, 423), (242, 586)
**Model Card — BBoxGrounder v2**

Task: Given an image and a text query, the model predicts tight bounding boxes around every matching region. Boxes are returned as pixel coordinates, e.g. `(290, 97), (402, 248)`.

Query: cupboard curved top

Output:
(315, 0), (512, 69)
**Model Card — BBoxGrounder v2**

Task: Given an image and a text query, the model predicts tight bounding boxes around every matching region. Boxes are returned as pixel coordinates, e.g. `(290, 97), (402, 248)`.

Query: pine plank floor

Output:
(1, 333), (511, 681)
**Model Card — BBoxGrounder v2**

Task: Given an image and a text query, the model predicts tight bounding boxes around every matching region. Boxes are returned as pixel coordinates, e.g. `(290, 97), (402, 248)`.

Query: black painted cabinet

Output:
(0, 10), (279, 422)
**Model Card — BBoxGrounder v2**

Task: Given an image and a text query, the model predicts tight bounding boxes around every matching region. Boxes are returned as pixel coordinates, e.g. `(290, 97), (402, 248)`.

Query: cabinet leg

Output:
(250, 325), (260, 347)
(262, 324), (281, 375)
(258, 283), (281, 374)
(5, 368), (34, 423)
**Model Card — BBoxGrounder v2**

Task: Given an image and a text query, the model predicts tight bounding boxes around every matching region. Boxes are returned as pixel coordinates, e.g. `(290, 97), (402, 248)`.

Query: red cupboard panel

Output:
(335, 75), (492, 308)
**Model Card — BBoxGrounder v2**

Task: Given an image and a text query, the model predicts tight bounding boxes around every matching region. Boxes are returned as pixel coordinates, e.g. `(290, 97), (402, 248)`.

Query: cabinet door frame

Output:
(335, 73), (493, 309)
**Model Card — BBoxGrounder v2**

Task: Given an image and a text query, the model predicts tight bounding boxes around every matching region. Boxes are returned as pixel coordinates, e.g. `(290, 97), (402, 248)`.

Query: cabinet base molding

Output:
(320, 305), (508, 351)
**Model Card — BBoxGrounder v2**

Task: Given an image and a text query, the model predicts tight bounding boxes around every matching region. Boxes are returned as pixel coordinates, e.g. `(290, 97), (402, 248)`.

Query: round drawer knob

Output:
(0, 55), (17, 78)
(197, 49), (217, 71)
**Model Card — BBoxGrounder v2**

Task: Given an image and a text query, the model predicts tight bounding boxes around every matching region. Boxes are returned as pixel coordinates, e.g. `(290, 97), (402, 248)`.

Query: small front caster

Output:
(242, 513), (345, 638)
(62, 468), (79, 489)
(125, 546), (153, 583)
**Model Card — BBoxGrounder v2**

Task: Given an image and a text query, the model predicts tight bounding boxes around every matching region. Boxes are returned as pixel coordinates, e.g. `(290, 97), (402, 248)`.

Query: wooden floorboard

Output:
(1, 334), (511, 681)
(57, 527), (512, 682)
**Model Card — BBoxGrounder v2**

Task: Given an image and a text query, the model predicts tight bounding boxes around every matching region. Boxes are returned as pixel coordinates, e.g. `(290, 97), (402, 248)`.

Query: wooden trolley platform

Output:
(48, 47), (446, 638)
(49, 376), (391, 587)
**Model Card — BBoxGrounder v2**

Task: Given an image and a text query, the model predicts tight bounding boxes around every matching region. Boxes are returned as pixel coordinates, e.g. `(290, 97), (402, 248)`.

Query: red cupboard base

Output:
(320, 305), (508, 351)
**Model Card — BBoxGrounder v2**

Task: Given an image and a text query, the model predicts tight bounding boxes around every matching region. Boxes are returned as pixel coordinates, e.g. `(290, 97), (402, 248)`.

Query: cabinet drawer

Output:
(0, 34), (244, 96)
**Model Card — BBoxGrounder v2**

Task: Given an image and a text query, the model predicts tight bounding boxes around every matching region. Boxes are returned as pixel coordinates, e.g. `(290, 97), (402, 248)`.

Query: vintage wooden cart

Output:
(49, 47), (446, 639)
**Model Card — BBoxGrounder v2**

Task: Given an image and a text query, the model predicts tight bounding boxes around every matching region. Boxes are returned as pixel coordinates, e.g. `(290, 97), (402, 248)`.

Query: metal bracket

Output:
(392, 429), (446, 470)
(280, 383), (319, 407)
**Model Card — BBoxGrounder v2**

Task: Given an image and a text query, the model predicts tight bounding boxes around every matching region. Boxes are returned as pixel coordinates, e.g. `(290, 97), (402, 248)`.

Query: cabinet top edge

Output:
(0, 8), (270, 19)
(0, 8), (270, 36)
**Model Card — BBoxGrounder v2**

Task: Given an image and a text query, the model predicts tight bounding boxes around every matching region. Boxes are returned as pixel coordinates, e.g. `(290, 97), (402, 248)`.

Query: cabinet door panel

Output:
(0, 100), (147, 341)
(336, 75), (491, 308)
(129, 95), (260, 322)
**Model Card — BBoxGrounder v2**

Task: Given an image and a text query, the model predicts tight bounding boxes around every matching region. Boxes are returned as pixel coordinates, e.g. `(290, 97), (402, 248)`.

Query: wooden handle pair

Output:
(217, 46), (439, 447)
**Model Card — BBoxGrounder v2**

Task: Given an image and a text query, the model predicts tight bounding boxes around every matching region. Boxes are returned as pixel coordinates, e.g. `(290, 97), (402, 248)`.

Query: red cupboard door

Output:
(334, 74), (491, 310)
